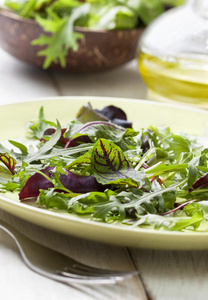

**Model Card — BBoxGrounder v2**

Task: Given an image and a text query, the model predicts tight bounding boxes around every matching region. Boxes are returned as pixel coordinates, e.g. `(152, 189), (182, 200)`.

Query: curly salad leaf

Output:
(0, 102), (208, 232)
(2, 0), (185, 68)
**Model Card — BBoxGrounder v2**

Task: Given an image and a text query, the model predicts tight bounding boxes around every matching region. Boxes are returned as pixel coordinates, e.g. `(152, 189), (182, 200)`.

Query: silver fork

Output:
(0, 219), (137, 285)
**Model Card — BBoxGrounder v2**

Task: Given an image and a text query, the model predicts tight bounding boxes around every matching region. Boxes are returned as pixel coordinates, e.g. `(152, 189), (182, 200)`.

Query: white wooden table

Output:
(0, 48), (207, 300)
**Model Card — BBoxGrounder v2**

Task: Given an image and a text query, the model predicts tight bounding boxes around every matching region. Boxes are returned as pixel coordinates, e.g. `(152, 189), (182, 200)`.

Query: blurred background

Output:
(2, 0), (203, 108)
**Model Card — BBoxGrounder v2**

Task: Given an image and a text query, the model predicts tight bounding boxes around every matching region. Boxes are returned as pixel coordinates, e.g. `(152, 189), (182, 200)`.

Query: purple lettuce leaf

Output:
(192, 173), (208, 190)
(111, 118), (132, 129)
(41, 128), (92, 148)
(76, 103), (132, 128)
(95, 105), (132, 128)
(95, 105), (127, 121)
(19, 166), (104, 201)
(41, 128), (68, 145)
(64, 135), (92, 148)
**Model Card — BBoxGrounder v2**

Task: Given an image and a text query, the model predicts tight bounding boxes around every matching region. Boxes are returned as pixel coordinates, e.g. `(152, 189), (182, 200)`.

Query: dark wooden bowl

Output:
(0, 9), (143, 72)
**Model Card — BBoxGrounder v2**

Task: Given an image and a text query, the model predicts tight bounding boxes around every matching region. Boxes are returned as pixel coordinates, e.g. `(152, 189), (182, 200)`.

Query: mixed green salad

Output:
(1, 0), (185, 68)
(1, 103), (208, 232)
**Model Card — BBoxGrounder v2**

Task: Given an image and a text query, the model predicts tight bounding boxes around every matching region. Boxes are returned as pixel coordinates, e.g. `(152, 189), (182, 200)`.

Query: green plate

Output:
(1, 96), (208, 250)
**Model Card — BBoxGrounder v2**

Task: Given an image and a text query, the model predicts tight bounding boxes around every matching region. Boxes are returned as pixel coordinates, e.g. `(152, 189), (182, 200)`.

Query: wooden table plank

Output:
(51, 60), (147, 100)
(129, 248), (208, 300)
(0, 209), (147, 300)
(0, 49), (59, 104)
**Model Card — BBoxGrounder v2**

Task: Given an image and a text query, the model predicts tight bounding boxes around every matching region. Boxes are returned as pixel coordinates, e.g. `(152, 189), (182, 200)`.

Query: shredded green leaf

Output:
(0, 102), (207, 233)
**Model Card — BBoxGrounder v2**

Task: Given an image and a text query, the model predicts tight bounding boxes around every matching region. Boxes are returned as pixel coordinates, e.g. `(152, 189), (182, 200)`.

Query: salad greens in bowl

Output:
(0, 0), (185, 72)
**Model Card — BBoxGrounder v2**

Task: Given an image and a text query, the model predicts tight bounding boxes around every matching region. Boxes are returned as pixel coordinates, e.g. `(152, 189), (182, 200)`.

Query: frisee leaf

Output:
(32, 3), (89, 68)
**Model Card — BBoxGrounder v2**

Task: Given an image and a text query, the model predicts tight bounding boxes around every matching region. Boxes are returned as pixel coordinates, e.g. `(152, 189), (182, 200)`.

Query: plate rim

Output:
(1, 96), (208, 250)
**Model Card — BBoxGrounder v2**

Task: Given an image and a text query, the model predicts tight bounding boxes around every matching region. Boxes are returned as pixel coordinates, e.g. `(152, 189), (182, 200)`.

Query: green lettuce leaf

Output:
(91, 138), (148, 187)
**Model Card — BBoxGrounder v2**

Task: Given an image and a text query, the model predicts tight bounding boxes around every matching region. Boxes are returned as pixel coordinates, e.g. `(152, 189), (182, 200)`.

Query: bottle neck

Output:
(192, 0), (208, 18)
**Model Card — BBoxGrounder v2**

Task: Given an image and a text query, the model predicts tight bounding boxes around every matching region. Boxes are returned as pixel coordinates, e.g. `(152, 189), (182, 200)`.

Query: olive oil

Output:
(138, 52), (208, 108)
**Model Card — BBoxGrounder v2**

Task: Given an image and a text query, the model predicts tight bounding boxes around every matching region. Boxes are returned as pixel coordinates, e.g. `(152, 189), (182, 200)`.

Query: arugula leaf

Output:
(38, 189), (115, 215)
(25, 120), (62, 163)
(66, 149), (92, 175)
(2, 181), (20, 191)
(164, 134), (191, 162)
(8, 140), (28, 155)
(170, 203), (204, 231)
(128, 210), (204, 231)
(37, 188), (70, 210)
(75, 121), (126, 142)
(26, 106), (56, 139)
